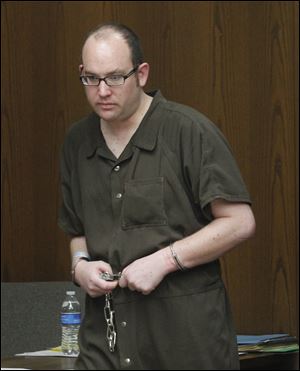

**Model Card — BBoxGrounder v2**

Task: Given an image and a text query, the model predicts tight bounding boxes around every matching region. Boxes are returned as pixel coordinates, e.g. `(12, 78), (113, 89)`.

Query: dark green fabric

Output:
(59, 91), (250, 369)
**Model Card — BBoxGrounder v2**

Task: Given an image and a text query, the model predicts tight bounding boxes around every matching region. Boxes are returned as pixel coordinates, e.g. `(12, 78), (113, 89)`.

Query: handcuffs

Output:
(100, 271), (122, 281)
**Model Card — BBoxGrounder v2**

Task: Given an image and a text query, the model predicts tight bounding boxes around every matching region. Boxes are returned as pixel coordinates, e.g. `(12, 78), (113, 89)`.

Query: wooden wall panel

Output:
(1, 1), (298, 337)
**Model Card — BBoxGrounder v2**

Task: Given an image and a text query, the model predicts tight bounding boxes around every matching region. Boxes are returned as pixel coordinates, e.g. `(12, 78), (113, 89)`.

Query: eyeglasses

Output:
(80, 66), (138, 87)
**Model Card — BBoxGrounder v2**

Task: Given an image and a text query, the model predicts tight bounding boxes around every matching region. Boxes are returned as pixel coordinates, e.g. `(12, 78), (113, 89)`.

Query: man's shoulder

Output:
(160, 98), (217, 134)
(63, 112), (98, 148)
(65, 112), (97, 138)
(155, 96), (229, 150)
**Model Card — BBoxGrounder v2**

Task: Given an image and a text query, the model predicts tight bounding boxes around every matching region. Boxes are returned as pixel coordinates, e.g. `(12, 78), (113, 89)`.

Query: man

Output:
(59, 23), (255, 370)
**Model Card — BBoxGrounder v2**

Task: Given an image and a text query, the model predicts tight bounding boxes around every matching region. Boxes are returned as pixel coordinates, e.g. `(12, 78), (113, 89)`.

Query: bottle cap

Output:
(66, 291), (75, 295)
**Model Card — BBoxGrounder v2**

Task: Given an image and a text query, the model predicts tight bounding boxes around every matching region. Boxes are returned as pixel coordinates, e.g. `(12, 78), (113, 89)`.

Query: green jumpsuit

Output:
(59, 91), (251, 370)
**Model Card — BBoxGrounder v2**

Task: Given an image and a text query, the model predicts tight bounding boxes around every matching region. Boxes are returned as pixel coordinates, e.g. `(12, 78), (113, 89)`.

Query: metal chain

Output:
(101, 272), (122, 352)
(104, 292), (117, 352)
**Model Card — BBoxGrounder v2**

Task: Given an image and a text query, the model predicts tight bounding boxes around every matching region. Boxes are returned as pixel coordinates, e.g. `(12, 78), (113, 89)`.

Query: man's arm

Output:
(172, 199), (256, 268)
(70, 236), (118, 297)
(70, 236), (89, 257)
(119, 199), (255, 294)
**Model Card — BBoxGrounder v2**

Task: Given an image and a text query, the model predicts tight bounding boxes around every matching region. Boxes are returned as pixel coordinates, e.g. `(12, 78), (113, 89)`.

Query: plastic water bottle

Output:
(61, 291), (81, 355)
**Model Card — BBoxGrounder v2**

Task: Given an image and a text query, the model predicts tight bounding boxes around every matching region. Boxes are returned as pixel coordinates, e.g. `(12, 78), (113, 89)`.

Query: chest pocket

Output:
(121, 177), (168, 229)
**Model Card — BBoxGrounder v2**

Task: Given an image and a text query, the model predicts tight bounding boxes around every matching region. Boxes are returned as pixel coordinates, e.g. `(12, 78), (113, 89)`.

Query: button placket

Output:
(124, 358), (131, 365)
(111, 163), (123, 218)
(116, 301), (141, 369)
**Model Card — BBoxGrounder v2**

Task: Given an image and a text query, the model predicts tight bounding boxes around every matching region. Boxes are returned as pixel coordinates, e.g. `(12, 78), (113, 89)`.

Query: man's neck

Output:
(100, 92), (153, 158)
(101, 92), (153, 136)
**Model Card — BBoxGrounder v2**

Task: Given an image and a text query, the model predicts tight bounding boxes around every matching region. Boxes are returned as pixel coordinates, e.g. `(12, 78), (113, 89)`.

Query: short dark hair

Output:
(84, 22), (144, 67)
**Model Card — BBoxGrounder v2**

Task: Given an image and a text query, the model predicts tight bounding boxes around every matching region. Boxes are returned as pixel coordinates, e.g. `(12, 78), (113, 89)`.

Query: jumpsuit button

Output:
(121, 321), (127, 327)
(124, 358), (131, 365)
(114, 165), (120, 172)
(115, 193), (122, 199)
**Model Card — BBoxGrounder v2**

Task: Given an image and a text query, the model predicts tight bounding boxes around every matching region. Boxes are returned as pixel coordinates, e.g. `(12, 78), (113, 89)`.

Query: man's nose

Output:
(97, 80), (111, 96)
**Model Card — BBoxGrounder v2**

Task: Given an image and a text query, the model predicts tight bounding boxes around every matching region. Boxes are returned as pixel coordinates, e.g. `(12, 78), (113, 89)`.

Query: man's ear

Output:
(137, 63), (150, 87)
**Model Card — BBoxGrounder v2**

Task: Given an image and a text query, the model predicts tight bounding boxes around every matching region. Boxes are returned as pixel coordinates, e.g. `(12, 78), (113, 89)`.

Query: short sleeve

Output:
(186, 119), (251, 221)
(58, 139), (84, 237)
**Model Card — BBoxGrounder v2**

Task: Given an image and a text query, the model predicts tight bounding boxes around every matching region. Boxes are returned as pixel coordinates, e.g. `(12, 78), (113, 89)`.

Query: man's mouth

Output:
(98, 103), (116, 109)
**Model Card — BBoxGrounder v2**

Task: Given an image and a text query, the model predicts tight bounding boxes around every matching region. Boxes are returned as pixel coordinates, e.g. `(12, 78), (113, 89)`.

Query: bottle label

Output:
(61, 313), (81, 325)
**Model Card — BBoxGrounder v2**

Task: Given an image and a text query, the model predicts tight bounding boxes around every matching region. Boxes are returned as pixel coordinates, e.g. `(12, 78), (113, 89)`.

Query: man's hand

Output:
(118, 248), (175, 295)
(75, 260), (118, 298)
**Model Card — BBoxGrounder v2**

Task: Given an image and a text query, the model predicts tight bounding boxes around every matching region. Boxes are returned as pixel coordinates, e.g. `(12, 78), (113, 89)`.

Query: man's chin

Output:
(95, 107), (117, 122)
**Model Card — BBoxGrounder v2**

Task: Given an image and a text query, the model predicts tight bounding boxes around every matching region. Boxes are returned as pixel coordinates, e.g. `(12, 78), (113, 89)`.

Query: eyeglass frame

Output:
(79, 66), (139, 87)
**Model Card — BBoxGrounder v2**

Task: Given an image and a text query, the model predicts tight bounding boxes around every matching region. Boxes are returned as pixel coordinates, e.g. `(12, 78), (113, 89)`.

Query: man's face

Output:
(81, 33), (146, 123)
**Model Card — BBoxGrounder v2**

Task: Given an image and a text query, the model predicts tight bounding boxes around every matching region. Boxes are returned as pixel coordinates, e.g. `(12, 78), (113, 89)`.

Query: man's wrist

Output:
(71, 252), (90, 285)
(158, 246), (180, 274)
(169, 243), (187, 271)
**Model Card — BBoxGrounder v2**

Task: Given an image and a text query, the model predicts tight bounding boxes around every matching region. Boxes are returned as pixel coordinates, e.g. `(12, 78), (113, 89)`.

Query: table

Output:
(1, 352), (299, 370)
(1, 355), (76, 370)
(239, 351), (299, 370)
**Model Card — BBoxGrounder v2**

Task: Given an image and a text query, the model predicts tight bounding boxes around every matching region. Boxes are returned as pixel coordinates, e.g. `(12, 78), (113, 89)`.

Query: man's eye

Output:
(108, 75), (122, 81)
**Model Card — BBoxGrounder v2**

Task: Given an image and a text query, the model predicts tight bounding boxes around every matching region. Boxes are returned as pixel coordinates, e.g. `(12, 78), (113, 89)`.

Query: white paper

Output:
(1, 368), (30, 370)
(15, 349), (77, 358)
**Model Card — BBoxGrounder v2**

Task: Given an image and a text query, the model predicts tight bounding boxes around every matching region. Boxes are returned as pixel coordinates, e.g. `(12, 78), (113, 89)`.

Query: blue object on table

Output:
(237, 334), (291, 345)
